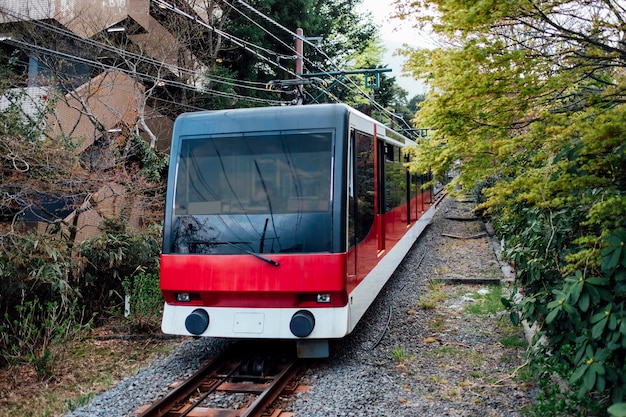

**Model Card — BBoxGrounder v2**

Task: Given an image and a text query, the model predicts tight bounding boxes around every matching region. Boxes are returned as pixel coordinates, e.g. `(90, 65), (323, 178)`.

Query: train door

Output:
(347, 129), (377, 284)
(376, 138), (386, 252)
(347, 131), (357, 284)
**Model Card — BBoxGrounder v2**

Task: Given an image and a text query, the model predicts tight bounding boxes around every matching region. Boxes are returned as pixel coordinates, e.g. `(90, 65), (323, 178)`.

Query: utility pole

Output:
(295, 28), (304, 104)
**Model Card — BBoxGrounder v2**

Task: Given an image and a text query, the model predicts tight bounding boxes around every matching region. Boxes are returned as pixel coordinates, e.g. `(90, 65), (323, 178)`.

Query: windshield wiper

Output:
(188, 240), (279, 267)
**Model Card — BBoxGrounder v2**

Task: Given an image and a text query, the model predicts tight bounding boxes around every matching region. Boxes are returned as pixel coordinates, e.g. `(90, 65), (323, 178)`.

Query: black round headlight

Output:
(185, 309), (210, 335)
(289, 310), (315, 337)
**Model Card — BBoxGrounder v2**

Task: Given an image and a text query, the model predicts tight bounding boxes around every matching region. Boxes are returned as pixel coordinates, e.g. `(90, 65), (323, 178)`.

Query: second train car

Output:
(160, 103), (438, 357)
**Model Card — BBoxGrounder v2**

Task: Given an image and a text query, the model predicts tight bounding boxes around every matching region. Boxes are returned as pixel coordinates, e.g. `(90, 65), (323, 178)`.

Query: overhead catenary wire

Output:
(221, 0), (298, 63)
(150, 0), (341, 103)
(231, 0), (372, 92)
(1, 1), (419, 135)
(0, 6), (273, 93)
(227, 0), (416, 132)
(4, 0), (394, 115)
(152, 0), (299, 79)
(1, 36), (286, 107)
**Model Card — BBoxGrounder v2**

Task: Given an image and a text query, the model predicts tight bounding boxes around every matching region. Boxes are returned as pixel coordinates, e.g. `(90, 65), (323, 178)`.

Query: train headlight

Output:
(316, 293), (331, 303)
(185, 309), (210, 335)
(176, 292), (191, 302)
(290, 310), (315, 337)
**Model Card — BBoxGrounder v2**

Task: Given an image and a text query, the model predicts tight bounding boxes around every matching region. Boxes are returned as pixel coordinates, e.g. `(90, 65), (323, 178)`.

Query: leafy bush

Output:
(121, 272), (163, 332)
(78, 218), (161, 315)
(488, 127), (626, 411)
(0, 51), (167, 374)
(0, 218), (162, 370)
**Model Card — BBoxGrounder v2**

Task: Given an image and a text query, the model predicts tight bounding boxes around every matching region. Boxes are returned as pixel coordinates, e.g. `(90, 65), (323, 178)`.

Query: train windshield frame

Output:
(169, 130), (335, 255)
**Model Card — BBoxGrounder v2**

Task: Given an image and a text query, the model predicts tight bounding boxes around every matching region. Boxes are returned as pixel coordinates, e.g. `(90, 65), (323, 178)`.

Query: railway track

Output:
(135, 343), (305, 417)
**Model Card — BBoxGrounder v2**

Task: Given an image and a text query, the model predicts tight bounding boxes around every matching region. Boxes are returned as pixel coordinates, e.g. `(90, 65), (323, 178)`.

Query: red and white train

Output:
(160, 103), (439, 357)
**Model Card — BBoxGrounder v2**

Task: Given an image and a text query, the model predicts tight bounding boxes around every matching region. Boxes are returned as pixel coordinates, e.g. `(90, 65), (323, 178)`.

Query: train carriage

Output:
(160, 103), (438, 357)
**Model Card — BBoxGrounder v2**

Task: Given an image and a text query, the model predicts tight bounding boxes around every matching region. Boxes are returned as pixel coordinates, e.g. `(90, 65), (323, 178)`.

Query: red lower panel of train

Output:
(160, 252), (349, 308)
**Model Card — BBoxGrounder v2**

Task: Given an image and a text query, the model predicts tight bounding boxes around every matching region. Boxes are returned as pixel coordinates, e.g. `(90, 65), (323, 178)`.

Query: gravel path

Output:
(280, 196), (532, 416)
(66, 196), (533, 417)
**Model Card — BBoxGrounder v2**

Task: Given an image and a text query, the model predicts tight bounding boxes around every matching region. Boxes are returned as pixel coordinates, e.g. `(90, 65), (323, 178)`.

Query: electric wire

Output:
(232, 0), (370, 92)
(1, 2), (418, 135)
(226, 0), (419, 136)
(152, 0), (299, 78)
(222, 0), (419, 136)
(0, 7), (272, 92)
(151, 0), (341, 103)
(222, 0), (297, 63)
(227, 0), (409, 121)
(1, 37), (286, 106)
(4, 1), (377, 112)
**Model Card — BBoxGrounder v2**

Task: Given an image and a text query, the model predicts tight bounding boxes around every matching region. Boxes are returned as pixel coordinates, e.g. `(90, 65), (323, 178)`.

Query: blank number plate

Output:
(233, 313), (264, 334)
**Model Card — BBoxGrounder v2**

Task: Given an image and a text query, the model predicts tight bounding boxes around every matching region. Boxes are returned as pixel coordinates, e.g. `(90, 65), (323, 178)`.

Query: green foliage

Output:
(65, 393), (96, 412)
(121, 272), (163, 332)
(129, 134), (169, 183)
(78, 218), (161, 310)
(0, 220), (161, 370)
(0, 297), (93, 378)
(398, 0), (626, 412)
(609, 403), (626, 417)
(522, 344), (604, 417)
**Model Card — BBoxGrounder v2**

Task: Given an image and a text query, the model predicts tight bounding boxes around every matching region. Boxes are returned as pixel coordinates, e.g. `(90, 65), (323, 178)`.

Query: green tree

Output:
(399, 0), (626, 411)
(216, 0), (379, 103)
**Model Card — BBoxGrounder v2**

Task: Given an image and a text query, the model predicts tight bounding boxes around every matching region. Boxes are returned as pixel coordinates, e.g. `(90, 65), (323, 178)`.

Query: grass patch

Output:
(390, 345), (412, 362)
(427, 345), (485, 368)
(463, 284), (504, 315)
(418, 280), (448, 309)
(427, 315), (447, 330)
(499, 334), (528, 349)
(0, 326), (180, 416)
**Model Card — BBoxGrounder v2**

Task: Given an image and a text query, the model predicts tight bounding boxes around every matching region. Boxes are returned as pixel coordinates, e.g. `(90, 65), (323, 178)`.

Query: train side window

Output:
(352, 131), (375, 245)
(384, 143), (406, 213)
(348, 131), (355, 248)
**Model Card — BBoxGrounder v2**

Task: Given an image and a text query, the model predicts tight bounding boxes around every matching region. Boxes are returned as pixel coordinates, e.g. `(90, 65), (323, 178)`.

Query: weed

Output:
(427, 315), (446, 330)
(390, 345), (411, 362)
(418, 280), (447, 309)
(428, 375), (447, 384)
(1, 297), (93, 378)
(520, 345), (605, 417)
(119, 272), (163, 332)
(464, 284), (504, 315)
(499, 335), (527, 349)
(65, 393), (96, 411)
(428, 346), (485, 368)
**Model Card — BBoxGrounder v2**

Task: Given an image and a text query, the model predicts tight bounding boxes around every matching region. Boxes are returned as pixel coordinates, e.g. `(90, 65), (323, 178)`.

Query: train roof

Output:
(172, 103), (415, 148)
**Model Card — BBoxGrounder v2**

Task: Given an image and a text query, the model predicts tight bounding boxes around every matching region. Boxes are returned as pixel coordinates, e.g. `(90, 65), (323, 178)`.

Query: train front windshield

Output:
(170, 131), (334, 255)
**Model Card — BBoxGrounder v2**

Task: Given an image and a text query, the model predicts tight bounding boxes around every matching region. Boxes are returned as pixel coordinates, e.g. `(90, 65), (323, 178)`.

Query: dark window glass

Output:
(169, 131), (334, 255)
(384, 144), (407, 212)
(175, 132), (333, 215)
(349, 131), (375, 247)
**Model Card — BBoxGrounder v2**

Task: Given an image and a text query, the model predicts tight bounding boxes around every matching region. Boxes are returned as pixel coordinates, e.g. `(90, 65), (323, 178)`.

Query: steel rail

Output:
(240, 359), (302, 417)
(136, 350), (234, 417)
(136, 345), (301, 417)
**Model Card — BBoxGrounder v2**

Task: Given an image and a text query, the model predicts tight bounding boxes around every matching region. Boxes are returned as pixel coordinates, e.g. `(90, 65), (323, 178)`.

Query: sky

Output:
(358, 0), (430, 97)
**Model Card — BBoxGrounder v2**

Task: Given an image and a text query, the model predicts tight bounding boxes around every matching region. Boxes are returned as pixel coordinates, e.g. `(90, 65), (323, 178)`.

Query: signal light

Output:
(316, 294), (331, 303)
(176, 293), (191, 302)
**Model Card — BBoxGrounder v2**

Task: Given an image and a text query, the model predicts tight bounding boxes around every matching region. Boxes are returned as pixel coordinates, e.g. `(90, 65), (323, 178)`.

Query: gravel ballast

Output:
(66, 196), (533, 417)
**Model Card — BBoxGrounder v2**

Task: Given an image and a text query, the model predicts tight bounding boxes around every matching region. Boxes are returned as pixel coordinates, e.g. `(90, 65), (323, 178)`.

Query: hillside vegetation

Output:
(400, 1), (626, 415)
